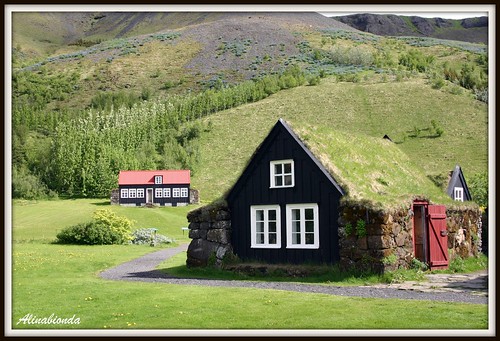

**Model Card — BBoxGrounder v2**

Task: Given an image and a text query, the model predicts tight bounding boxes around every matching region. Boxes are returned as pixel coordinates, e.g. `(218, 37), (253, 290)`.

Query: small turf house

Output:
(118, 170), (190, 207)
(186, 119), (482, 272)
(446, 165), (472, 202)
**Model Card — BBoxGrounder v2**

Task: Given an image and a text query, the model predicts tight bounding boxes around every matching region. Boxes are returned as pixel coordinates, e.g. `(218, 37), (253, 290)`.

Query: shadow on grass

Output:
(91, 201), (111, 206)
(156, 263), (386, 286)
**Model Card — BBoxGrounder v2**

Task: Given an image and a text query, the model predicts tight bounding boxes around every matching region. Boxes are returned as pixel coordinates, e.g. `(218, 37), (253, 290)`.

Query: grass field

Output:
(8, 199), (490, 333)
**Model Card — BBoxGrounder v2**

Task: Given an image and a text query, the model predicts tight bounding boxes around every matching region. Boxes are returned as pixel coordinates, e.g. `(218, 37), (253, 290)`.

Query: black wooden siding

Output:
(227, 121), (343, 265)
(119, 184), (190, 206)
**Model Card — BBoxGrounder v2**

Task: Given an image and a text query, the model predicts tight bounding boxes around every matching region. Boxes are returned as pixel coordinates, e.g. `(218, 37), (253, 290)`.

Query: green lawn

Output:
(9, 199), (489, 332)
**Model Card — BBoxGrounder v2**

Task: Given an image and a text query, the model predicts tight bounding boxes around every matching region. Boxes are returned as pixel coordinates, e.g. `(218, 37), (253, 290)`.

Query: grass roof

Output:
(287, 120), (455, 210)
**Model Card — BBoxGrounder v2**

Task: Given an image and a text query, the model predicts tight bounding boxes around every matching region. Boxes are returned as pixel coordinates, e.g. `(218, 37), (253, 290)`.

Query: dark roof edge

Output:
(446, 165), (472, 199)
(278, 118), (345, 196)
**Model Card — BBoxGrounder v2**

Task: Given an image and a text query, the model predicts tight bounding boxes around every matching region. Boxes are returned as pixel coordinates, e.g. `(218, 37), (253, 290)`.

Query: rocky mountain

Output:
(333, 14), (488, 44)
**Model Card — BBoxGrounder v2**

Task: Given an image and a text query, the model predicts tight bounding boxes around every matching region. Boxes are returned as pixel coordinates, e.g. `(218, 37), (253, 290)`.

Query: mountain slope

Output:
(333, 14), (488, 44)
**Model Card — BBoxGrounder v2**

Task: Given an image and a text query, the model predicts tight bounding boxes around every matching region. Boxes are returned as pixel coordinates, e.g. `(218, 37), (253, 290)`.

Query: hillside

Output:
(192, 76), (488, 203)
(10, 11), (489, 204)
(333, 14), (488, 44)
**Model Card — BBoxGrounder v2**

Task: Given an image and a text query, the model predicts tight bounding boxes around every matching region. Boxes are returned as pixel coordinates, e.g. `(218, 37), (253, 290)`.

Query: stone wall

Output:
(186, 201), (232, 267)
(338, 203), (414, 273)
(447, 206), (482, 258)
(338, 202), (483, 273)
(189, 189), (200, 204)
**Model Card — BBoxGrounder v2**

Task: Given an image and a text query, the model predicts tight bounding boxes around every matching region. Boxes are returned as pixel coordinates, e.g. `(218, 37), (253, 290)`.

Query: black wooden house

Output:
(226, 119), (345, 264)
(118, 170), (190, 207)
(446, 165), (472, 202)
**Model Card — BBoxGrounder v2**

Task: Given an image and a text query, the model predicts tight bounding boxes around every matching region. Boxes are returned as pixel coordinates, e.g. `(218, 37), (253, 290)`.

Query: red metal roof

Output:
(118, 170), (190, 185)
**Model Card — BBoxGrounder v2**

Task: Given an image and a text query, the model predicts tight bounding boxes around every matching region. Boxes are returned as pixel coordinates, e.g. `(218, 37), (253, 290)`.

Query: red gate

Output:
(428, 205), (449, 270)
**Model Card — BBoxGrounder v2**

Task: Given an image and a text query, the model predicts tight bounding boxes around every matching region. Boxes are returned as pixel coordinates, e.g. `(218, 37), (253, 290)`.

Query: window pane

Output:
(305, 233), (315, 245)
(292, 221), (301, 233)
(284, 163), (292, 174)
(256, 233), (264, 244)
(256, 210), (264, 221)
(274, 164), (283, 175)
(256, 222), (264, 233)
(284, 175), (292, 186)
(305, 208), (314, 220)
(269, 233), (277, 244)
(268, 210), (276, 221)
(292, 209), (301, 221)
(292, 233), (301, 244)
(305, 221), (314, 233)
(269, 222), (276, 233)
(275, 176), (283, 187)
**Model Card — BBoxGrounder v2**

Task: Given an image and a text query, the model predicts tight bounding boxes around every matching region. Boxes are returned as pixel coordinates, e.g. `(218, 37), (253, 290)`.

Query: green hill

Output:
(192, 76), (487, 203)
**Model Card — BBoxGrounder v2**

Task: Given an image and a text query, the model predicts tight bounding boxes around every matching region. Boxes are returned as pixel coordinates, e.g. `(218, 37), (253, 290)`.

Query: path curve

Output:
(99, 244), (488, 305)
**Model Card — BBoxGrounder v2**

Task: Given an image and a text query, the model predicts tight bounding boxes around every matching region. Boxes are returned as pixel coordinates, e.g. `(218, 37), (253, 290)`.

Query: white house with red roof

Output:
(118, 170), (191, 207)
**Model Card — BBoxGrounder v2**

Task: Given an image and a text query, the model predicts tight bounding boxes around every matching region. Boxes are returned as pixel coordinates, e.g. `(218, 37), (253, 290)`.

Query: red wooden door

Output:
(428, 205), (449, 270)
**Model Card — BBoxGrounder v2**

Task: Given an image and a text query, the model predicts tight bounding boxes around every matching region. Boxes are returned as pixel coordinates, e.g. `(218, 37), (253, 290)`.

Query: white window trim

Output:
(163, 188), (171, 198)
(155, 188), (163, 198)
(155, 175), (163, 184)
(270, 159), (295, 188)
(181, 188), (189, 198)
(286, 203), (319, 249)
(172, 188), (180, 198)
(129, 188), (137, 198)
(250, 205), (281, 249)
(137, 188), (144, 198)
(121, 188), (128, 198)
(454, 187), (464, 202)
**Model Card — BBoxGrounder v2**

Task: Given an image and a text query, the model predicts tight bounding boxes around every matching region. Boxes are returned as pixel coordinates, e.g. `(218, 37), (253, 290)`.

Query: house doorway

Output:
(412, 201), (449, 270)
(147, 188), (153, 204)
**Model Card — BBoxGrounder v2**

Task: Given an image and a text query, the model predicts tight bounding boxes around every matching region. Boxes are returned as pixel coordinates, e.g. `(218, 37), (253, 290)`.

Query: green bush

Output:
(55, 209), (134, 245)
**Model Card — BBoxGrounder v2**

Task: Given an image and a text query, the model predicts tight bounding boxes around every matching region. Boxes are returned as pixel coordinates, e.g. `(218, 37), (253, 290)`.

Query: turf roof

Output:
(284, 119), (454, 210)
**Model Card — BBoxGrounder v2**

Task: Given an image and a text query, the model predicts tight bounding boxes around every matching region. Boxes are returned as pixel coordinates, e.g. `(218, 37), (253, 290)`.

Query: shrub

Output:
(307, 75), (321, 86)
(55, 209), (134, 245)
(129, 228), (173, 246)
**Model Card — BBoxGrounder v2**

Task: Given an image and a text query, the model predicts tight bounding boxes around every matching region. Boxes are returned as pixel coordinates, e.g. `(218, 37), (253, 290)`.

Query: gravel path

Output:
(99, 244), (488, 305)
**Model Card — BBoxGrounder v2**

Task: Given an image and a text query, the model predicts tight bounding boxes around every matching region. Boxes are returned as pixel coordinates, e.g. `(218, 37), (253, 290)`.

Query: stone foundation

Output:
(186, 201), (232, 267)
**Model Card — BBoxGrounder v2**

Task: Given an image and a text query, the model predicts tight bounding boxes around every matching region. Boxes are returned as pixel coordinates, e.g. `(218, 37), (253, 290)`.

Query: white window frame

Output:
(129, 188), (137, 198)
(172, 188), (180, 198)
(163, 188), (171, 198)
(155, 188), (163, 198)
(180, 188), (189, 198)
(286, 203), (319, 249)
(454, 187), (464, 202)
(121, 188), (128, 198)
(136, 188), (144, 198)
(270, 159), (295, 188)
(154, 175), (163, 184)
(250, 205), (281, 249)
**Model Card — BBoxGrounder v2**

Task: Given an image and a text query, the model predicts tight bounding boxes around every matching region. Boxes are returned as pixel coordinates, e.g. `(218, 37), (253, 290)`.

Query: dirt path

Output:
(99, 244), (488, 304)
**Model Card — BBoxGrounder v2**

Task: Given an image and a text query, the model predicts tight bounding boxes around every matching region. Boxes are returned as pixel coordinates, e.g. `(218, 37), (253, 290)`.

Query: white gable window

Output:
(155, 175), (163, 184)
(129, 188), (137, 198)
(454, 187), (464, 202)
(155, 188), (163, 198)
(121, 189), (129, 198)
(270, 160), (294, 188)
(173, 188), (180, 198)
(163, 188), (171, 198)
(250, 205), (281, 248)
(137, 188), (144, 198)
(181, 188), (189, 198)
(286, 204), (319, 249)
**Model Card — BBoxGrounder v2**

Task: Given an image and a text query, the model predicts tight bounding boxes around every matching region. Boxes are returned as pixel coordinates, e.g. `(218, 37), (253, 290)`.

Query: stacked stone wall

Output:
(338, 204), (413, 273)
(446, 206), (482, 258)
(186, 202), (232, 267)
